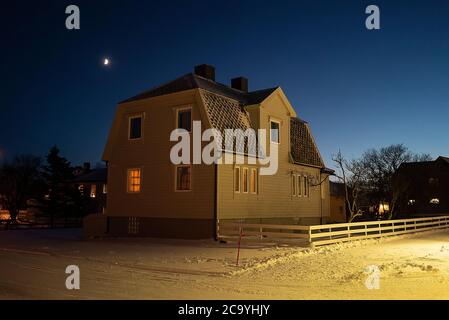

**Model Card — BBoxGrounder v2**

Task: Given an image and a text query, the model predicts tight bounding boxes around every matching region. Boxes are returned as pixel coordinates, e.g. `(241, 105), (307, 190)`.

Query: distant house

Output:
(73, 165), (107, 214)
(89, 64), (333, 239)
(329, 181), (347, 223)
(394, 156), (449, 217)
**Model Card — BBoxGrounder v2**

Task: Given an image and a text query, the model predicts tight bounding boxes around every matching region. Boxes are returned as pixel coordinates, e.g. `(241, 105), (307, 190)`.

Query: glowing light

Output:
(103, 58), (110, 66)
(430, 198), (440, 204)
(379, 202), (390, 214)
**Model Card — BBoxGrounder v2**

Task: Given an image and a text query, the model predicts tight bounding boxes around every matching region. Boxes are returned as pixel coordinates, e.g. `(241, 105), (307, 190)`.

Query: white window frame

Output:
(234, 166), (241, 193)
(175, 164), (192, 192)
(128, 114), (143, 140)
(250, 168), (258, 194)
(242, 167), (249, 194)
(303, 175), (309, 197)
(291, 174), (297, 196)
(270, 119), (281, 144)
(175, 107), (193, 133)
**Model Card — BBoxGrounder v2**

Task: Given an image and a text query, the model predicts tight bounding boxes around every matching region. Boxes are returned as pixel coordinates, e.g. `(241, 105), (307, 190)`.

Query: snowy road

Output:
(0, 228), (448, 299)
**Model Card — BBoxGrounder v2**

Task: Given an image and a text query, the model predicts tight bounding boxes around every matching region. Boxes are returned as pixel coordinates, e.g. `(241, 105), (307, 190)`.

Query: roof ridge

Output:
(120, 72), (279, 104)
(119, 73), (194, 104)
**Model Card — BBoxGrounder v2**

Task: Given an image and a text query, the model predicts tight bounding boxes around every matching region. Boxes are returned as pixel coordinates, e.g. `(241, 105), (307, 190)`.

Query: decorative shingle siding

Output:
(200, 90), (251, 132)
(200, 90), (259, 156)
(290, 117), (324, 167)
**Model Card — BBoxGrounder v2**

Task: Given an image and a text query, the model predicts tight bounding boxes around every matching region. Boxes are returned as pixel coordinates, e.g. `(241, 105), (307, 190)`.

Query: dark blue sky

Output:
(1, 0), (448, 168)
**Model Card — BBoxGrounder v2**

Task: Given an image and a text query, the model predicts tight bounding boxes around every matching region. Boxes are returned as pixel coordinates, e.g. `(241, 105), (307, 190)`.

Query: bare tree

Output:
(332, 150), (364, 222)
(0, 155), (42, 222)
(359, 144), (431, 218)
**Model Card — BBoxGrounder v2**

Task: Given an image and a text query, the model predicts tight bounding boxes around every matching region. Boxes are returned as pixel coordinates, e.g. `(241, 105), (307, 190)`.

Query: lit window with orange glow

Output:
(176, 165), (191, 191)
(234, 167), (241, 193)
(127, 169), (141, 193)
(90, 184), (96, 198)
(250, 168), (257, 194)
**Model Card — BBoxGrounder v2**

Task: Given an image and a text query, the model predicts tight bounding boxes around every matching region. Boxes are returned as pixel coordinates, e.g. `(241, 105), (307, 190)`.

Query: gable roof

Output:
(437, 156), (449, 165)
(397, 156), (449, 173)
(290, 117), (324, 167)
(73, 168), (107, 183)
(115, 70), (325, 168)
(120, 73), (278, 105)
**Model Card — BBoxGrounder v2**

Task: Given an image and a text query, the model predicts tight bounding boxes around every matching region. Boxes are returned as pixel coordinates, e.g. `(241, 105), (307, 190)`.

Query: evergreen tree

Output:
(41, 146), (77, 226)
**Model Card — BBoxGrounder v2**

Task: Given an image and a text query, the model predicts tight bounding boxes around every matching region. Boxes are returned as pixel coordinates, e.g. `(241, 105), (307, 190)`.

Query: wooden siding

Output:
(104, 90), (215, 220)
(217, 92), (330, 221)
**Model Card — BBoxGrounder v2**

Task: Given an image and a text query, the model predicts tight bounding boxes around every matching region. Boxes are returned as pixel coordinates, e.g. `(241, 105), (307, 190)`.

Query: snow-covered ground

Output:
(0, 228), (448, 299)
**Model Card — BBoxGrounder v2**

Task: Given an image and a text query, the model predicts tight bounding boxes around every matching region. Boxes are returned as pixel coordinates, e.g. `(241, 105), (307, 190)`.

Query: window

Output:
(127, 169), (141, 193)
(177, 108), (192, 132)
(242, 168), (249, 193)
(303, 176), (309, 197)
(78, 184), (84, 196)
(90, 184), (96, 198)
(297, 175), (302, 196)
(430, 198), (440, 204)
(291, 174), (297, 196)
(102, 184), (107, 194)
(176, 165), (191, 191)
(128, 217), (139, 234)
(129, 116), (142, 140)
(250, 168), (258, 194)
(270, 120), (280, 143)
(408, 199), (416, 205)
(234, 167), (241, 193)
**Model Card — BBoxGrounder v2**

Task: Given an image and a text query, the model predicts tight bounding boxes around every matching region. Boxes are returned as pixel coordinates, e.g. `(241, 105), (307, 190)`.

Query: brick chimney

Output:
(231, 77), (248, 92)
(194, 64), (215, 81)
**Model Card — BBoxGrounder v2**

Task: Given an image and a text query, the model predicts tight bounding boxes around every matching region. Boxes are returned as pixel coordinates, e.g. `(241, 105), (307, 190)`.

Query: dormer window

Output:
(129, 115), (142, 140)
(270, 120), (280, 143)
(177, 108), (192, 132)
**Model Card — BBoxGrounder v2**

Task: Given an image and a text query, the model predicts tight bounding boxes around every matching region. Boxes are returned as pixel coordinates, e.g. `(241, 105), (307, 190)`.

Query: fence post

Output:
(365, 224), (367, 236)
(347, 225), (350, 239)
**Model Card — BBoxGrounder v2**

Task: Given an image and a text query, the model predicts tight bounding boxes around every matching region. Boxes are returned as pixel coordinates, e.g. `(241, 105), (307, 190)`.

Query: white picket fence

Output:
(217, 215), (449, 246)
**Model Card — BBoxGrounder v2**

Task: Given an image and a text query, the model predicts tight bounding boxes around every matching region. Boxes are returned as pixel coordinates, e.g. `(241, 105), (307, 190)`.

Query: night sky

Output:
(1, 0), (449, 168)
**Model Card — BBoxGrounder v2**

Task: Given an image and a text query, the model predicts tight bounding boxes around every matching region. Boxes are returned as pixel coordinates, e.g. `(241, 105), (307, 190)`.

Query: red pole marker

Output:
(236, 225), (243, 266)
